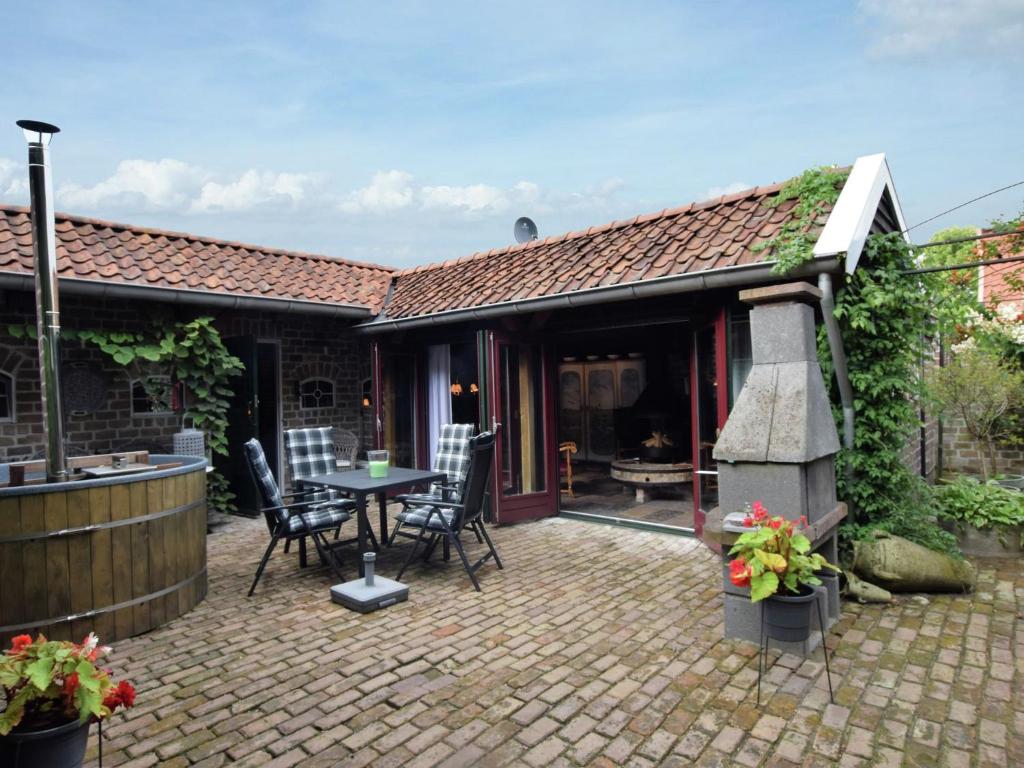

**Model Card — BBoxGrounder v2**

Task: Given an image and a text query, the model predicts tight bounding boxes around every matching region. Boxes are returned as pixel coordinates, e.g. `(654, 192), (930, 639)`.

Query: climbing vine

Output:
(821, 233), (958, 555)
(758, 166), (959, 555)
(754, 165), (850, 275)
(7, 316), (243, 513)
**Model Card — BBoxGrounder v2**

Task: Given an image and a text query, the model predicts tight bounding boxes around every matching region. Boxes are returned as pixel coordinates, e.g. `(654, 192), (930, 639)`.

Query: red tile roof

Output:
(382, 181), (822, 320)
(0, 205), (394, 313)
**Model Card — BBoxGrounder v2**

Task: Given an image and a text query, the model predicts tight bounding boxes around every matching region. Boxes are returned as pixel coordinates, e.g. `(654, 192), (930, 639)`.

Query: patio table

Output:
(299, 466), (446, 576)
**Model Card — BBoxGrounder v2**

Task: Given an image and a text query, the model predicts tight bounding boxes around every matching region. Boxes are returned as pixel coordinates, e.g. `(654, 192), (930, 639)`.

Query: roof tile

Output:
(0, 205), (394, 311)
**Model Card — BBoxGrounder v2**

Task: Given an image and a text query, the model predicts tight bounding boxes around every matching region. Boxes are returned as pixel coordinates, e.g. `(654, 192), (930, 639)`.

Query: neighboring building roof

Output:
(381, 181), (815, 321)
(0, 205), (394, 314)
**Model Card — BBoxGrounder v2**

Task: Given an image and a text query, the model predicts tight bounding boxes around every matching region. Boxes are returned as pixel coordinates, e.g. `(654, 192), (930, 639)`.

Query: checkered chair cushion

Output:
(245, 438), (352, 533)
(282, 503), (351, 535)
(396, 504), (456, 531)
(244, 438), (285, 520)
(429, 423), (475, 498)
(285, 427), (345, 505)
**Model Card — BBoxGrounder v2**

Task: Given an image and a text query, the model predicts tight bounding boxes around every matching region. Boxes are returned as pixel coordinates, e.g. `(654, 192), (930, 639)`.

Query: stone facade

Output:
(941, 414), (1023, 477)
(0, 289), (370, 463)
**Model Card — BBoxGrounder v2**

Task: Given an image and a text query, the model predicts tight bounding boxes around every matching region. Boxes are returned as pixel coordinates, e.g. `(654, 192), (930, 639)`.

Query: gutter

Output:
(817, 273), (855, 458)
(356, 257), (842, 333)
(0, 272), (374, 319)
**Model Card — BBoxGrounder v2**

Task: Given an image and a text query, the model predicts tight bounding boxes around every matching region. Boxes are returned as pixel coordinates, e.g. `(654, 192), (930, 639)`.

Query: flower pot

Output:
(955, 521), (1024, 557)
(0, 718), (90, 768)
(764, 585), (817, 643)
(995, 474), (1024, 492)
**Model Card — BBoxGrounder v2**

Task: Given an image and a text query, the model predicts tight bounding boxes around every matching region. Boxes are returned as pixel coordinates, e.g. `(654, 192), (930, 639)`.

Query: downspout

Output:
(817, 272), (855, 510)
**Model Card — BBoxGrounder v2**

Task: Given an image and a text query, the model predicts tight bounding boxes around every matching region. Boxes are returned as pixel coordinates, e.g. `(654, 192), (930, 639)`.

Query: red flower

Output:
(751, 501), (768, 521)
(116, 681), (136, 708)
(768, 518), (783, 530)
(9, 635), (32, 654)
(729, 557), (752, 588)
(62, 672), (80, 700)
(742, 517), (754, 528)
(103, 681), (136, 711)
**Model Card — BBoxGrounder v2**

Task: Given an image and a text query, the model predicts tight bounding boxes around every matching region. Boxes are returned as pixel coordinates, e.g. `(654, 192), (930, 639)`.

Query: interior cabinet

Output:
(558, 359), (646, 462)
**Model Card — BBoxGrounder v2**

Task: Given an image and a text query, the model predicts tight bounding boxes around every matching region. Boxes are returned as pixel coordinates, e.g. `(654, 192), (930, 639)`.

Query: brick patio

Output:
(86, 514), (1023, 767)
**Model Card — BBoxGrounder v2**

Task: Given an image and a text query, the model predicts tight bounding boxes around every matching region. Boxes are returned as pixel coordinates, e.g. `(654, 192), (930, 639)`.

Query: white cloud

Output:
(59, 159), (209, 211)
(55, 159), (323, 214)
(0, 158), (28, 200)
(702, 181), (750, 201)
(339, 170), (415, 214)
(859, 0), (1024, 57)
(339, 172), (623, 218)
(191, 170), (321, 213)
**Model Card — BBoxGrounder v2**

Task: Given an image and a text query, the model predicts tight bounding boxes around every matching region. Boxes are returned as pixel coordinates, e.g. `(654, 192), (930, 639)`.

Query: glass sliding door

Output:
(486, 331), (557, 523)
(372, 341), (418, 468)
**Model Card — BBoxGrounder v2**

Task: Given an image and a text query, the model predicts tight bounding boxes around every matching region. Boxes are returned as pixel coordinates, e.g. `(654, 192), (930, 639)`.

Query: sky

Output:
(1, 0), (1022, 268)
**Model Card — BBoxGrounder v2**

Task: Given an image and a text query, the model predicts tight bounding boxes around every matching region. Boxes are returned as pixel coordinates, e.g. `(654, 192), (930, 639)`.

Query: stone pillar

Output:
(708, 282), (847, 652)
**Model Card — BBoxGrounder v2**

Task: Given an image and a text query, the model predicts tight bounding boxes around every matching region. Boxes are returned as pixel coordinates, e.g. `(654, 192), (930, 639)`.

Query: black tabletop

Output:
(299, 466), (447, 494)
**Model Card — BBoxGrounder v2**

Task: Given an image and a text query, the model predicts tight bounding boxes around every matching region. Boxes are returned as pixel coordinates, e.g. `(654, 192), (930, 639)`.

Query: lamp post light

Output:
(17, 119), (68, 482)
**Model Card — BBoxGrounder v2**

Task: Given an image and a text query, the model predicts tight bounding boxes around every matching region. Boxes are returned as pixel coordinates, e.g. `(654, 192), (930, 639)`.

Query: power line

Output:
(910, 228), (1022, 251)
(902, 179), (1024, 235)
(902, 253), (1024, 276)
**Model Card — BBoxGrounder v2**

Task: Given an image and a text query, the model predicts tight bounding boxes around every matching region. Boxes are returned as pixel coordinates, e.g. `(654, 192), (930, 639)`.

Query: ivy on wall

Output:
(755, 165), (850, 275)
(760, 166), (959, 555)
(7, 316), (243, 513)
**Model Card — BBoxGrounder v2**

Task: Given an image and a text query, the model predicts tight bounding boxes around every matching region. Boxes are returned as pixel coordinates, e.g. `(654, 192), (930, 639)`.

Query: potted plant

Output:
(728, 502), (839, 642)
(0, 633), (135, 768)
(935, 474), (1024, 556)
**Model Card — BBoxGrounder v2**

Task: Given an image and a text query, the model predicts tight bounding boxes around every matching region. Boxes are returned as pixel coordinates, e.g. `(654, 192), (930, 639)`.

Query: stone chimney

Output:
(709, 281), (847, 650)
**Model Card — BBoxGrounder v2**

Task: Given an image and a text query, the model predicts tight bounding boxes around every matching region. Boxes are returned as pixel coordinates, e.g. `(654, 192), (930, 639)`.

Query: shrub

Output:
(935, 475), (1024, 547)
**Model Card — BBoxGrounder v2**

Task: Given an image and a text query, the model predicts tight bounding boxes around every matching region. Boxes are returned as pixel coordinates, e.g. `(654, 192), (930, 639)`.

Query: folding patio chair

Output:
(243, 438), (354, 596)
(388, 423), (475, 546)
(395, 432), (503, 591)
(284, 426), (378, 551)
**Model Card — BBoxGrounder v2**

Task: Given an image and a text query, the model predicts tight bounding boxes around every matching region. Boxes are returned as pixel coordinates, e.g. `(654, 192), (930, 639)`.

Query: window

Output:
(131, 376), (178, 416)
(0, 371), (13, 422)
(728, 308), (753, 409)
(299, 378), (335, 409)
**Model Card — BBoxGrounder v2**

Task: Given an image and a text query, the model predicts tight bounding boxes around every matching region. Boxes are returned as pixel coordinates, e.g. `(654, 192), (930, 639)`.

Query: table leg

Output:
(378, 492), (389, 544)
(357, 492), (368, 577)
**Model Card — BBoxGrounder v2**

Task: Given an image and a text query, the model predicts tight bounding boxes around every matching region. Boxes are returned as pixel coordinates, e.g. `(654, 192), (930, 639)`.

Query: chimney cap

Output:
(16, 120), (60, 146)
(739, 281), (821, 307)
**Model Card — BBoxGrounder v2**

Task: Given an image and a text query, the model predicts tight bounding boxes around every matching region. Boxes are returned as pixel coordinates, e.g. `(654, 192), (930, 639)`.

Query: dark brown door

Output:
(485, 331), (558, 524)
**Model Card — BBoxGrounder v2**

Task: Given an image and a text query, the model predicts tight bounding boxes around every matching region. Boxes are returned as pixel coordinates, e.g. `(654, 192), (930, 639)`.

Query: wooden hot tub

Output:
(0, 454), (207, 644)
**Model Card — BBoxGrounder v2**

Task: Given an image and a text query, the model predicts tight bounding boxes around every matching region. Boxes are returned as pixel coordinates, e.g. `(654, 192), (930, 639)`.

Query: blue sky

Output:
(1, 1), (1022, 267)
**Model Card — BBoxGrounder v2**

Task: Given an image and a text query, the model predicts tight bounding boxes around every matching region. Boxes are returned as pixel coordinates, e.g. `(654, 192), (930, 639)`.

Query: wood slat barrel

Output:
(0, 456), (207, 645)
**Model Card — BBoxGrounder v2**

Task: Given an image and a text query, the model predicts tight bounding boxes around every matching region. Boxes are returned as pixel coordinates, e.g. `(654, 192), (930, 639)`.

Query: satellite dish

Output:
(514, 216), (538, 244)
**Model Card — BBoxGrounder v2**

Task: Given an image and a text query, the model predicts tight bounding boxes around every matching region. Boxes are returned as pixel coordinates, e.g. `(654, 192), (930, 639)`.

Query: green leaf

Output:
(750, 571), (779, 602)
(790, 534), (811, 554)
(112, 348), (136, 365)
(24, 655), (55, 690)
(753, 549), (787, 573)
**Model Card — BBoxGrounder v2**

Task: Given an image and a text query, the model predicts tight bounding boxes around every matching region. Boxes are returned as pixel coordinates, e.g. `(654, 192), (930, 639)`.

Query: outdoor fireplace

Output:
(707, 281), (847, 651)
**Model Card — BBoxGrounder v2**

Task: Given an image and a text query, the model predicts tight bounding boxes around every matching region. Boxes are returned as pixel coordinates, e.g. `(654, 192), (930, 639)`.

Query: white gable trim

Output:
(812, 153), (909, 274)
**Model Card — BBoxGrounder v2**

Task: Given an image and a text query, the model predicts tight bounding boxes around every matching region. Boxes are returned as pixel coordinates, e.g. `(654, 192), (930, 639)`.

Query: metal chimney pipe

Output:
(17, 120), (68, 482)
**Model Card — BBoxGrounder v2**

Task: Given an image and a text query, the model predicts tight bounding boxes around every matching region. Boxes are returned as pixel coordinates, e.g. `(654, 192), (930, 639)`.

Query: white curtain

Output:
(426, 344), (452, 469)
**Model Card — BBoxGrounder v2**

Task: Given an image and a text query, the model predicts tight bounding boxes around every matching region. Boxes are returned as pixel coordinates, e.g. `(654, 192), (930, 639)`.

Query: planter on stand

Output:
(757, 585), (834, 706)
(0, 718), (90, 768)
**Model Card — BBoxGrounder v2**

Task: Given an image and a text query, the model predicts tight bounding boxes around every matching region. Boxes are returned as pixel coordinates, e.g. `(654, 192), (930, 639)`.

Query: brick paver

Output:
(85, 515), (1023, 766)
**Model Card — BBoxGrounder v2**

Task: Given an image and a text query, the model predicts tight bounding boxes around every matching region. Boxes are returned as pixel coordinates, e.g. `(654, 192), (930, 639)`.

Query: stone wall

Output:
(0, 289), (370, 463)
(941, 415), (1023, 477)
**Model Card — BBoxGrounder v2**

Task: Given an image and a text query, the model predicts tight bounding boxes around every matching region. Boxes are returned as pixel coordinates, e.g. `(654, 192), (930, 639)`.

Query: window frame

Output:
(0, 370), (14, 423)
(298, 377), (336, 410)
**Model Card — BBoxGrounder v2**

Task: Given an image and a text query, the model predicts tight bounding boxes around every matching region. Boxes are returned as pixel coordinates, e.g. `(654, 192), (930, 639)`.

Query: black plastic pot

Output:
(764, 584), (817, 643)
(0, 718), (90, 768)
